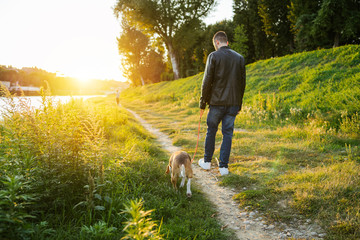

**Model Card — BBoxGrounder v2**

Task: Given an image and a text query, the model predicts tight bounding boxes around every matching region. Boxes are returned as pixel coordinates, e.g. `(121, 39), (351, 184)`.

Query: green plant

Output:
(340, 112), (360, 137)
(0, 175), (37, 239)
(121, 199), (163, 240)
(30, 221), (56, 239)
(80, 221), (117, 240)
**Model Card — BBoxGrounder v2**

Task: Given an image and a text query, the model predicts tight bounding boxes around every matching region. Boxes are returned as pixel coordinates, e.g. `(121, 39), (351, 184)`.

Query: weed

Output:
(340, 112), (360, 137)
(121, 199), (163, 240)
(80, 221), (117, 240)
(0, 175), (37, 239)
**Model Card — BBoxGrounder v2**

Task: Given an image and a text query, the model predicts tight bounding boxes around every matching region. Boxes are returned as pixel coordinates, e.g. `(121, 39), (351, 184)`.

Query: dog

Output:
(166, 151), (193, 197)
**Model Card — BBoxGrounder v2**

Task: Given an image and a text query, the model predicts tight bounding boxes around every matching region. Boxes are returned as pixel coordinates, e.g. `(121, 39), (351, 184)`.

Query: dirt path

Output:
(126, 108), (325, 240)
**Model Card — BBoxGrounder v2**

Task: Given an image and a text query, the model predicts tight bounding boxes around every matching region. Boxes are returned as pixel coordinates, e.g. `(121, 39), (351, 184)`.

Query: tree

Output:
(140, 49), (165, 84)
(258, 0), (294, 55)
(172, 18), (205, 78)
(114, 0), (216, 80)
(117, 20), (149, 86)
(117, 19), (165, 86)
(287, 0), (319, 50)
(289, 0), (360, 50)
(312, 0), (360, 47)
(233, 0), (270, 63)
(231, 24), (249, 59)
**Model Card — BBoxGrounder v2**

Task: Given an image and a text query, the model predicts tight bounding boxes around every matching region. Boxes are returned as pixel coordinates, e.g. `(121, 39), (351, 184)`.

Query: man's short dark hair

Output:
(213, 31), (228, 44)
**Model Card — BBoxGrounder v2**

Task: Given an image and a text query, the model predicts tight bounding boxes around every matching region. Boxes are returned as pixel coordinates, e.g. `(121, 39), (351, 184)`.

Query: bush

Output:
(1, 94), (106, 212)
(121, 199), (163, 240)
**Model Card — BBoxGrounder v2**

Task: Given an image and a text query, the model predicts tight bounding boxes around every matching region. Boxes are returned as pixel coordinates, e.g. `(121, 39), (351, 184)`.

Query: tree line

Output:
(0, 66), (126, 95)
(114, 0), (360, 86)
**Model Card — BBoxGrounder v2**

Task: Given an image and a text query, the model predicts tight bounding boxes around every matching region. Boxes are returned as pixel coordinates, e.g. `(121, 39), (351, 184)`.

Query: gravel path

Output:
(126, 108), (325, 240)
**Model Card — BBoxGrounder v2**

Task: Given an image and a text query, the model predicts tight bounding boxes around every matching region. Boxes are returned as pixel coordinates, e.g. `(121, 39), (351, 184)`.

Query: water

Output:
(0, 95), (105, 119)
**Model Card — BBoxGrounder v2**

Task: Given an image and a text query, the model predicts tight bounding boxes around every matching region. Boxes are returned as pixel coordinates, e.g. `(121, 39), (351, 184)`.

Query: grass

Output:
(0, 87), (235, 239)
(119, 45), (360, 239)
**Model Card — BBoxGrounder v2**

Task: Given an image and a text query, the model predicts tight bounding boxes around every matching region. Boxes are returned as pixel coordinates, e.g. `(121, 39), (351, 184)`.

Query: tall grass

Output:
(0, 86), (234, 239)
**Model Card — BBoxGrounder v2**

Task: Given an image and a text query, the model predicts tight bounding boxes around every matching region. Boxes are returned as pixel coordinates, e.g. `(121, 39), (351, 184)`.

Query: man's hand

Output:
(200, 109), (204, 118)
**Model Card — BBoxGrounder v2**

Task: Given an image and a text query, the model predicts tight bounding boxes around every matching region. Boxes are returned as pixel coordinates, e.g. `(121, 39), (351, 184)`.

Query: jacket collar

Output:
(219, 46), (230, 50)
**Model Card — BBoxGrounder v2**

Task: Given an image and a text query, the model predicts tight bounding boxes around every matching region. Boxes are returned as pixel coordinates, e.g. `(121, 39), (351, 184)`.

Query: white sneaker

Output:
(219, 167), (229, 176)
(198, 158), (211, 170)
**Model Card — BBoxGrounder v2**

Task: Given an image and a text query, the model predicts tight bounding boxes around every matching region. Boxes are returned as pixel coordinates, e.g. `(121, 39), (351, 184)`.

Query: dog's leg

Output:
(171, 173), (178, 190)
(186, 178), (192, 197)
(180, 164), (186, 187)
(180, 176), (185, 188)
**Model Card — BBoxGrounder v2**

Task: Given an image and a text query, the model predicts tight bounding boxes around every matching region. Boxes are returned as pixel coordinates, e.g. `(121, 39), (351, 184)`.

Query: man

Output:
(116, 89), (120, 105)
(198, 31), (246, 176)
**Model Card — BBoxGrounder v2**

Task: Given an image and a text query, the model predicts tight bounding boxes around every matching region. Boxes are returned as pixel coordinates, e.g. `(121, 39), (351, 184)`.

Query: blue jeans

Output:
(204, 105), (240, 168)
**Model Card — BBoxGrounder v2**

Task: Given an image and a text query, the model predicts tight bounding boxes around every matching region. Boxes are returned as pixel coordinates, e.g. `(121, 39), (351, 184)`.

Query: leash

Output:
(191, 109), (204, 163)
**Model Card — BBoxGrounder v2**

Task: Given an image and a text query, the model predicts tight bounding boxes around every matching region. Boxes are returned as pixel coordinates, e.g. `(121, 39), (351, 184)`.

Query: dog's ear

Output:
(165, 165), (170, 174)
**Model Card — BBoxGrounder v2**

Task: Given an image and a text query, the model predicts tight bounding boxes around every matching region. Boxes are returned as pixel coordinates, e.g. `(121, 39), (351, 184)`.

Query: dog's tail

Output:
(180, 164), (185, 178)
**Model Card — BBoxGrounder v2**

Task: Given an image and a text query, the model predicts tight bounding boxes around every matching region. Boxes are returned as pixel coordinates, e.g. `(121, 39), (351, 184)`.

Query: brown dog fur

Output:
(166, 151), (193, 197)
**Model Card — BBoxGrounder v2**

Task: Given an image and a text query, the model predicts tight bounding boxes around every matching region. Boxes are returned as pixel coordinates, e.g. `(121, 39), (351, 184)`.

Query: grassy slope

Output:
(246, 45), (360, 114)
(123, 44), (360, 117)
(120, 45), (360, 239)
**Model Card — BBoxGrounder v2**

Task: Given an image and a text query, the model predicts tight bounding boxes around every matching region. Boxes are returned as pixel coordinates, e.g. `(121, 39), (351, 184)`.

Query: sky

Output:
(0, 0), (234, 82)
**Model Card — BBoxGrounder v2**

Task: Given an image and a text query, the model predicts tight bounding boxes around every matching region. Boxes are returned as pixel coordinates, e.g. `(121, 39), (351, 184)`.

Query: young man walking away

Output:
(116, 89), (120, 106)
(198, 31), (246, 176)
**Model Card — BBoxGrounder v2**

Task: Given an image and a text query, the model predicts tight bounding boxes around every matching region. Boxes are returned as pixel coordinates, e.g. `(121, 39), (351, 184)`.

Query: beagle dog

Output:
(166, 151), (193, 197)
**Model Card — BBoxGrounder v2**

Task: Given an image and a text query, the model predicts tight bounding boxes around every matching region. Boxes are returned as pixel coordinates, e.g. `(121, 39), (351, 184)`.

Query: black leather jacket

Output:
(200, 46), (246, 110)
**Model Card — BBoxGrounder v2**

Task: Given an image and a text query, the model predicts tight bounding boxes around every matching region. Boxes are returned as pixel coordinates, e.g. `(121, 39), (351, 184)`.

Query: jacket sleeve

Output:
(200, 53), (215, 109)
(238, 56), (246, 110)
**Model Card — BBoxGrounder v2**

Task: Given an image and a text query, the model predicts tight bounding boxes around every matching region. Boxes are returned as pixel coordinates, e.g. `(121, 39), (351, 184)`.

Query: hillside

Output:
(123, 44), (360, 125)
(245, 45), (360, 114)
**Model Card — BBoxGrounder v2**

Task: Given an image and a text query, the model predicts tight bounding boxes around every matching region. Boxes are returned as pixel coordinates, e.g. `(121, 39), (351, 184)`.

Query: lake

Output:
(0, 95), (105, 119)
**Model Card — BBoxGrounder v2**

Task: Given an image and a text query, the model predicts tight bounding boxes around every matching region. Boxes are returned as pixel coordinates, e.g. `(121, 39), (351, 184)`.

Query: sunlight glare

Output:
(0, 0), (124, 82)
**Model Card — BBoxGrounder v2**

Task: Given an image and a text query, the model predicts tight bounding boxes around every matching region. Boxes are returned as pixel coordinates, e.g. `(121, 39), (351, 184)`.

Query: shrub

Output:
(121, 199), (163, 240)
(340, 112), (360, 137)
(0, 92), (107, 232)
(0, 175), (37, 239)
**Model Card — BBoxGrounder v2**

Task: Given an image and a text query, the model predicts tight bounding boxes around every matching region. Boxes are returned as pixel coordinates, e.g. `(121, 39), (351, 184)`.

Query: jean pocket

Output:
(228, 106), (240, 116)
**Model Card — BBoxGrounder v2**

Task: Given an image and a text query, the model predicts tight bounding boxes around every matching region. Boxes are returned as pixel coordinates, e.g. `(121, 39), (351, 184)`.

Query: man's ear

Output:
(214, 40), (220, 50)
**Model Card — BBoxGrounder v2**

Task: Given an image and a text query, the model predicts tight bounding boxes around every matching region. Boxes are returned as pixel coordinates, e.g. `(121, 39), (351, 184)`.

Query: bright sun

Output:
(0, 0), (125, 83)
(48, 36), (127, 82)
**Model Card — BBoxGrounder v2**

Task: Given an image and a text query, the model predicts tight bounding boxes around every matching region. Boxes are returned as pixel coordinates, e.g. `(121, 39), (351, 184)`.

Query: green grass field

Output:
(119, 45), (360, 239)
(1, 44), (359, 239)
(0, 89), (235, 239)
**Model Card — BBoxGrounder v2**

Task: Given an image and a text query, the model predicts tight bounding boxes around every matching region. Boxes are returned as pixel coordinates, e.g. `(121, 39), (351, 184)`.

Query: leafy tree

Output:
(233, 0), (270, 63)
(117, 20), (149, 86)
(0, 68), (20, 86)
(258, 0), (294, 55)
(114, 0), (216, 80)
(117, 19), (165, 86)
(172, 18), (205, 78)
(312, 0), (360, 47)
(140, 49), (165, 84)
(231, 24), (249, 59)
(289, 0), (329, 50)
(289, 0), (360, 50)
